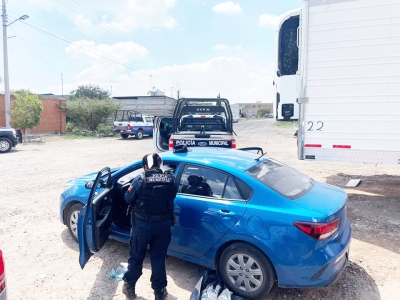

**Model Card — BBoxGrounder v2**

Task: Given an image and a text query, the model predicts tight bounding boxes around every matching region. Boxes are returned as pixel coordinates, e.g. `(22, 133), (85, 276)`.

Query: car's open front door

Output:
(78, 167), (113, 269)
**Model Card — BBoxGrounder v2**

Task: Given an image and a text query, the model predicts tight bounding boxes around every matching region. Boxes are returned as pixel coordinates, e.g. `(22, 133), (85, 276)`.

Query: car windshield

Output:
(246, 159), (313, 199)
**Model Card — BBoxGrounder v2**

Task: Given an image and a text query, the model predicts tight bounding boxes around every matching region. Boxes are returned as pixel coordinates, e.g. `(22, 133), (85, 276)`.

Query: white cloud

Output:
(118, 56), (274, 103)
(104, 0), (178, 31)
(214, 44), (228, 51)
(74, 15), (93, 33)
(28, 0), (178, 33)
(258, 14), (280, 28)
(212, 2), (242, 15)
(214, 44), (243, 51)
(65, 40), (148, 65)
(55, 43), (273, 103)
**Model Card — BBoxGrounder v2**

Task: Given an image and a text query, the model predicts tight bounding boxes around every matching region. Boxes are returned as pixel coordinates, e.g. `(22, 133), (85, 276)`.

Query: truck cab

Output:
(153, 98), (236, 152)
(112, 110), (153, 140)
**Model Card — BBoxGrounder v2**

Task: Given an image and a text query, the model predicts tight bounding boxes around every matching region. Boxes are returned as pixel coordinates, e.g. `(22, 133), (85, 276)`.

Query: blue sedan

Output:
(59, 147), (351, 299)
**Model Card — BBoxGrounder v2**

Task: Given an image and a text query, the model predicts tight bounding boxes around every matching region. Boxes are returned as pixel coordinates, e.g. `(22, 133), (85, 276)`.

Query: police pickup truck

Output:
(153, 98), (236, 152)
(112, 110), (153, 140)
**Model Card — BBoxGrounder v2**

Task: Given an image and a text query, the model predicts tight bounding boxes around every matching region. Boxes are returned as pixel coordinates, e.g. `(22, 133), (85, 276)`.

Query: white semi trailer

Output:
(296, 0), (400, 164)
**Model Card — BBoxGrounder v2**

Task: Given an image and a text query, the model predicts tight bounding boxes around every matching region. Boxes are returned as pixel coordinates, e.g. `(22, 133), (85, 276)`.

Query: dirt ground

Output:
(0, 118), (399, 300)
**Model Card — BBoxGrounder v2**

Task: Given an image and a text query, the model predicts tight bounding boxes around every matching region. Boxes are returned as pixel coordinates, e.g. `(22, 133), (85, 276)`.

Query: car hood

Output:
(65, 167), (120, 186)
(294, 181), (347, 217)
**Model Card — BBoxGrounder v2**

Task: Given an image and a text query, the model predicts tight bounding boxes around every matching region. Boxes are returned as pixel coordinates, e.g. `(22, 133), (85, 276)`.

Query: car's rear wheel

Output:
(67, 203), (83, 242)
(0, 137), (12, 153)
(121, 133), (129, 139)
(135, 130), (143, 139)
(219, 243), (275, 299)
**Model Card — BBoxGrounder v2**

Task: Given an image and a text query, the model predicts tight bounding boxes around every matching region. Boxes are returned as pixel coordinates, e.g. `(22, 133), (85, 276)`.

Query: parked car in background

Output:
(232, 114), (240, 123)
(0, 250), (7, 300)
(0, 127), (20, 153)
(60, 147), (351, 299)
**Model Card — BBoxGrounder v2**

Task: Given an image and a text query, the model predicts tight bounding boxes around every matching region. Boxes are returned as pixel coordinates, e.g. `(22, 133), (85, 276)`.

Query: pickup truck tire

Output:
(121, 133), (129, 139)
(135, 130), (143, 140)
(0, 137), (12, 153)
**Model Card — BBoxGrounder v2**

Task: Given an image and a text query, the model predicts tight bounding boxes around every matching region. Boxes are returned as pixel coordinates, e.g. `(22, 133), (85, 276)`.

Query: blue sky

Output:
(2, 0), (300, 103)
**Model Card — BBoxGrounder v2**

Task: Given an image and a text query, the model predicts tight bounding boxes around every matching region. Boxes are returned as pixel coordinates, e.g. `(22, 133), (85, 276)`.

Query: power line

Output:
(4, 9), (227, 97)
(10, 27), (60, 74)
(54, 0), (209, 89)
(17, 21), (200, 93)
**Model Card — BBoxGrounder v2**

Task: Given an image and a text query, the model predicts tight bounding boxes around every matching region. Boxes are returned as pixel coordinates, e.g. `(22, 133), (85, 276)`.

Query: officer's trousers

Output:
(123, 218), (172, 292)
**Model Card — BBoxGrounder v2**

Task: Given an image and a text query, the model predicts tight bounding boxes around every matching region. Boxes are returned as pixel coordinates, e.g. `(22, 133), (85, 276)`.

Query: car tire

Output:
(0, 137), (12, 153)
(67, 203), (83, 242)
(219, 243), (275, 299)
(135, 130), (143, 140)
(121, 133), (129, 139)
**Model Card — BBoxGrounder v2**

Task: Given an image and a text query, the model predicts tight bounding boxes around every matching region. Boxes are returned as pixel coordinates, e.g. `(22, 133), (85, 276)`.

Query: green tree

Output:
(61, 97), (122, 131)
(257, 108), (271, 117)
(70, 84), (111, 100)
(10, 90), (43, 134)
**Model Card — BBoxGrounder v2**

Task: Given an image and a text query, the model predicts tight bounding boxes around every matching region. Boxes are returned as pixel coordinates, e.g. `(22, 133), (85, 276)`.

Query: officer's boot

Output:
(122, 282), (137, 299)
(154, 287), (168, 300)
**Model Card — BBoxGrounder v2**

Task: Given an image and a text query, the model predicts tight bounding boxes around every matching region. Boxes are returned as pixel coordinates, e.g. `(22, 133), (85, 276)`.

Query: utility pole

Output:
(2, 0), (10, 127)
(1, 1), (28, 127)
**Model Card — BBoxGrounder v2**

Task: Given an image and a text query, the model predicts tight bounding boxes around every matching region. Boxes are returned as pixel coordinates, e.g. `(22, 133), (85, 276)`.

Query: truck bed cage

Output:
(171, 98), (233, 133)
(114, 110), (143, 122)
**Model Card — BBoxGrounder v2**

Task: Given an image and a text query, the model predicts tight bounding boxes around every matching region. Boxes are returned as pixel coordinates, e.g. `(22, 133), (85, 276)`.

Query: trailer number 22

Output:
(307, 121), (324, 131)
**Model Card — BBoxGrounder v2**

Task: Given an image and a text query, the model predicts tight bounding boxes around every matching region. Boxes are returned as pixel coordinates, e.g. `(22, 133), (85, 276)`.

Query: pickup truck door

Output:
(153, 116), (173, 153)
(78, 167), (113, 269)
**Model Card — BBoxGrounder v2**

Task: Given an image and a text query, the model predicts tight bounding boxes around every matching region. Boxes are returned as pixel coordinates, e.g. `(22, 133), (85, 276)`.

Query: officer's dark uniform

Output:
(123, 162), (177, 300)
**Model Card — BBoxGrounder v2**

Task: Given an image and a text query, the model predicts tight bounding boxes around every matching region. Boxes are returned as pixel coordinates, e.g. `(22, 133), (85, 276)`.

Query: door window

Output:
(179, 164), (251, 201)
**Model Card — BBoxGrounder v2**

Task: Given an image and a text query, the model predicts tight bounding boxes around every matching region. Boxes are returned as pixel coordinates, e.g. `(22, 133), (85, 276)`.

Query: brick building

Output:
(0, 94), (67, 134)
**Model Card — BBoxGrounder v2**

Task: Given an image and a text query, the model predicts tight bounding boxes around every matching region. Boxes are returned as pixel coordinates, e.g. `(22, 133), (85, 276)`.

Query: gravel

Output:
(0, 118), (399, 300)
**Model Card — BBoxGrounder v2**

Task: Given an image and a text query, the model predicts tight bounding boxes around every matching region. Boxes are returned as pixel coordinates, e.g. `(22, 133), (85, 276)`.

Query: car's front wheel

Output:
(66, 203), (83, 242)
(219, 243), (275, 299)
(0, 137), (12, 153)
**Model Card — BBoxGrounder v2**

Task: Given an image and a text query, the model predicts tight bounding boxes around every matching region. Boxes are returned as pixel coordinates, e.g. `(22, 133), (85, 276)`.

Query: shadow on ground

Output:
(326, 174), (400, 254)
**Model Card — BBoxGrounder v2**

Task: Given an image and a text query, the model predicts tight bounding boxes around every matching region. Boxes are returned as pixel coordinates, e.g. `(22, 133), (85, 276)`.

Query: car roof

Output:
(160, 147), (263, 172)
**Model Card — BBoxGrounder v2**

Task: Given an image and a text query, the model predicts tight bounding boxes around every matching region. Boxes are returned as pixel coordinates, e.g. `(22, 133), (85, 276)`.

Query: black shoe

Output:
(122, 282), (137, 299)
(154, 288), (168, 300)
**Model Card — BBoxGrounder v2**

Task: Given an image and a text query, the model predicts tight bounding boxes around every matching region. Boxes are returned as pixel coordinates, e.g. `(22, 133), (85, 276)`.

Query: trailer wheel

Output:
(135, 130), (143, 140)
(121, 133), (129, 139)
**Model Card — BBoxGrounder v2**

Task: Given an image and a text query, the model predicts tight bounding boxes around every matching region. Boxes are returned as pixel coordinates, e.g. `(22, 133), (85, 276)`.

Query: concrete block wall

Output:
(113, 96), (178, 116)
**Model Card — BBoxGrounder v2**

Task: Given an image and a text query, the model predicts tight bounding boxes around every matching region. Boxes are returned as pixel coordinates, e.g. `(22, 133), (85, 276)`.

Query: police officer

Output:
(122, 153), (178, 300)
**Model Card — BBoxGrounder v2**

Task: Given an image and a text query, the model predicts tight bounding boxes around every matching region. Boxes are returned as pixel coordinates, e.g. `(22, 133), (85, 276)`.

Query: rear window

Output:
(246, 159), (313, 199)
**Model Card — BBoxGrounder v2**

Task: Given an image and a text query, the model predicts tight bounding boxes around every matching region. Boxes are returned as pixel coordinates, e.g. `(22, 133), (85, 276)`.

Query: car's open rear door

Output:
(78, 167), (113, 269)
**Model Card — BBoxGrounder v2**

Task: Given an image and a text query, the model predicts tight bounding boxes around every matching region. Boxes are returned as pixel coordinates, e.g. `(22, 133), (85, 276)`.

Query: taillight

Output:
(127, 124), (132, 130)
(0, 250), (6, 293)
(231, 139), (236, 149)
(294, 218), (340, 240)
(169, 139), (174, 150)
